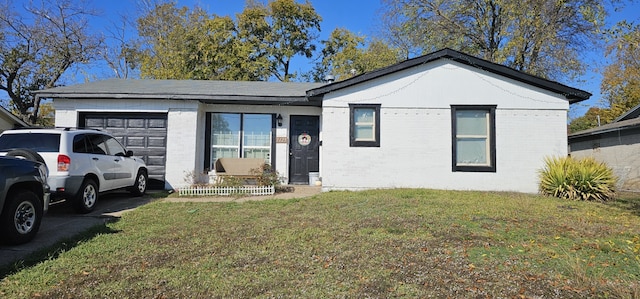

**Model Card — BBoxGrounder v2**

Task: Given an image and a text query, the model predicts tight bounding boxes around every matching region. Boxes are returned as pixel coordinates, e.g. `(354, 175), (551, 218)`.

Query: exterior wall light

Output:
(276, 114), (283, 127)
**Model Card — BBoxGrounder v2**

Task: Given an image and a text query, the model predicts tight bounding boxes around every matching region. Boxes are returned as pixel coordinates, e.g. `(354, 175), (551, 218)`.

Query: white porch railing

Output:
(178, 185), (275, 197)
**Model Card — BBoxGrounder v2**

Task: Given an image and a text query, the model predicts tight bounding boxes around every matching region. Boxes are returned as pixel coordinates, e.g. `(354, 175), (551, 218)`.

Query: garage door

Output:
(79, 112), (167, 189)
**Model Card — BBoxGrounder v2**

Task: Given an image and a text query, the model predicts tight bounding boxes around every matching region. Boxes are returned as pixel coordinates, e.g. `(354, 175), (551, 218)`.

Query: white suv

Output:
(0, 128), (148, 213)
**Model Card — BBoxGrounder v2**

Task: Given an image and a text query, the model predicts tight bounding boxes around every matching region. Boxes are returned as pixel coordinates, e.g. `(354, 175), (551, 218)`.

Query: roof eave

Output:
(36, 92), (319, 106)
(307, 48), (592, 102)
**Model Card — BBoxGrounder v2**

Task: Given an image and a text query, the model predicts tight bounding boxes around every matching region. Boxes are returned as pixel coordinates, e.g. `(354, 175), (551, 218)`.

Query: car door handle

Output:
(92, 157), (99, 161)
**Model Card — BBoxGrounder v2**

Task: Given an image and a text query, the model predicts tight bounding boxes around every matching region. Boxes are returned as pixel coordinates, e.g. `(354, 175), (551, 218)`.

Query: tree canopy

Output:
(0, 0), (102, 124)
(568, 22), (640, 133)
(136, 0), (321, 82)
(2, 0), (637, 129)
(310, 28), (402, 82)
(380, 0), (608, 80)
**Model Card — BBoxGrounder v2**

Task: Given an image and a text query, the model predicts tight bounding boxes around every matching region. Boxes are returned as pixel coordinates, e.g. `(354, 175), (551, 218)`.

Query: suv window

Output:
(86, 134), (108, 155)
(0, 133), (61, 152)
(105, 137), (127, 156)
(73, 134), (89, 153)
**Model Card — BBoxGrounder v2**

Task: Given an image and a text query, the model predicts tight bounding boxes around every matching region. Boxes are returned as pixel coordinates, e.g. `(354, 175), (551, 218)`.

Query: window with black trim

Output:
(204, 113), (275, 171)
(451, 105), (496, 172)
(350, 104), (380, 147)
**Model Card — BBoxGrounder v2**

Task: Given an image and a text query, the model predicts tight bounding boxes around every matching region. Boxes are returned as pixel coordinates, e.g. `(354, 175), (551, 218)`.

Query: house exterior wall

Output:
(54, 98), (322, 189)
(320, 60), (569, 193)
(570, 127), (640, 191)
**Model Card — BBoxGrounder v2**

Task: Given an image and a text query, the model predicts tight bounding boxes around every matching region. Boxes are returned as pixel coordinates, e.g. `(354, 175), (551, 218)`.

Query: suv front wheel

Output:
(0, 190), (43, 245)
(130, 170), (148, 197)
(75, 179), (98, 214)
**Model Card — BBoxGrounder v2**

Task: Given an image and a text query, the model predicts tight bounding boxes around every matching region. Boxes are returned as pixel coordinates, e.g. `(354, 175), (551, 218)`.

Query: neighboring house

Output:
(0, 106), (29, 133)
(569, 104), (640, 191)
(36, 48), (590, 193)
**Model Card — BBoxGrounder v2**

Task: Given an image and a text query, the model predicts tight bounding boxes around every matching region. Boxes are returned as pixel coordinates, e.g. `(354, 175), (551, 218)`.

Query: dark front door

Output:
(289, 115), (320, 184)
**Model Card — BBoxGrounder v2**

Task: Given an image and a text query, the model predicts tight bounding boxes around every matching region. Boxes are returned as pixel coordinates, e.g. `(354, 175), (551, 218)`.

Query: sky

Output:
(8, 0), (640, 119)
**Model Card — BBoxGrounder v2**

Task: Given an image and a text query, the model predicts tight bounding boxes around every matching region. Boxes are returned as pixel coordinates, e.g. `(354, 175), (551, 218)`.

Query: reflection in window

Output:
(210, 113), (273, 170)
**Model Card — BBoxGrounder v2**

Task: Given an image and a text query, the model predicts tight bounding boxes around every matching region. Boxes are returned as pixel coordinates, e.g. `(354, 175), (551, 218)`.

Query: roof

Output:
(307, 48), (591, 103)
(569, 116), (640, 139)
(614, 103), (640, 122)
(0, 106), (29, 128)
(36, 79), (326, 106)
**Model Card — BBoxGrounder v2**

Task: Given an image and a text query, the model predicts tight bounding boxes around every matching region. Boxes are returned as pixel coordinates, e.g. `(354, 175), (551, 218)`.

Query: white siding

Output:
(321, 60), (569, 193)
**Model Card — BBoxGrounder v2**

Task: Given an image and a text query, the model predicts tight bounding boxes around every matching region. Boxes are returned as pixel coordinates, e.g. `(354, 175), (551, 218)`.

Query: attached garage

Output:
(78, 112), (168, 189)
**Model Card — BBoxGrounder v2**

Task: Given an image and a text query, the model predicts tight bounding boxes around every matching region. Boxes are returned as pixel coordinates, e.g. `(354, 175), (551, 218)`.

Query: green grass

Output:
(1, 189), (639, 298)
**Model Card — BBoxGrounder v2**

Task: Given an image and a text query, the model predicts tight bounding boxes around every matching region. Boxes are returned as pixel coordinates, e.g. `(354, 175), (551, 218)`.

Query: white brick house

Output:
(37, 49), (590, 193)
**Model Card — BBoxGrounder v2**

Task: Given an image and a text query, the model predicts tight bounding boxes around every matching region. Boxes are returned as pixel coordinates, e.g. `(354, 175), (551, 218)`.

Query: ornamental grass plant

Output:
(539, 156), (616, 201)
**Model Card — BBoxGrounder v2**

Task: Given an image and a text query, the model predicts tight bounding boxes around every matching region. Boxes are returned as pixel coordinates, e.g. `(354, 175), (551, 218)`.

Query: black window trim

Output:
(349, 104), (381, 147)
(451, 105), (496, 172)
(204, 112), (276, 172)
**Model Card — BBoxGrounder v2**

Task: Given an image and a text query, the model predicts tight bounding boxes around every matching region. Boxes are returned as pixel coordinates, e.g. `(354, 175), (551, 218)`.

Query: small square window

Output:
(350, 104), (380, 147)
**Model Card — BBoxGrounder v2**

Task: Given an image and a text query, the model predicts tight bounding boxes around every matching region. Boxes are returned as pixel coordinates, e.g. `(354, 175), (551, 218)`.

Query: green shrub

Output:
(539, 156), (616, 201)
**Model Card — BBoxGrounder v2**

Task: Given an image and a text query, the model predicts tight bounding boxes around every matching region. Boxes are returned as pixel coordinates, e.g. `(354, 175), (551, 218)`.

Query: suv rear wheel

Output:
(0, 190), (43, 245)
(75, 179), (98, 214)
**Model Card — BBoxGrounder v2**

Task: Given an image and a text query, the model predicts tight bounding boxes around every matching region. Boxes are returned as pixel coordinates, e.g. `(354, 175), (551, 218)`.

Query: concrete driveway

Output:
(0, 192), (154, 270)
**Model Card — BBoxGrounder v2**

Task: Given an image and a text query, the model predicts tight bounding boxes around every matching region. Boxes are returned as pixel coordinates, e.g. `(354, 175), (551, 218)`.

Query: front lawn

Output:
(1, 189), (639, 298)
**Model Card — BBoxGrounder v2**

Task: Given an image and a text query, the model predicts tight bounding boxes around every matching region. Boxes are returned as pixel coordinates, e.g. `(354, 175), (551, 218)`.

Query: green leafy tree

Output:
(237, 0), (321, 82)
(380, 0), (607, 80)
(136, 3), (205, 79)
(0, 0), (102, 124)
(569, 22), (640, 133)
(601, 22), (640, 114)
(311, 28), (402, 82)
(136, 0), (321, 82)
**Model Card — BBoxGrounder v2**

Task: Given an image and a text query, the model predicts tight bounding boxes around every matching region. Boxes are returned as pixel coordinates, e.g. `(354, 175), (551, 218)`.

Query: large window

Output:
(350, 104), (381, 147)
(451, 105), (496, 172)
(206, 113), (274, 170)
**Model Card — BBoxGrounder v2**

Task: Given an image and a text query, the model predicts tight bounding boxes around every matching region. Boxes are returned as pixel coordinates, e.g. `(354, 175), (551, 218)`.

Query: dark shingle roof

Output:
(307, 48), (591, 103)
(36, 79), (326, 106)
(614, 103), (640, 122)
(569, 117), (640, 139)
